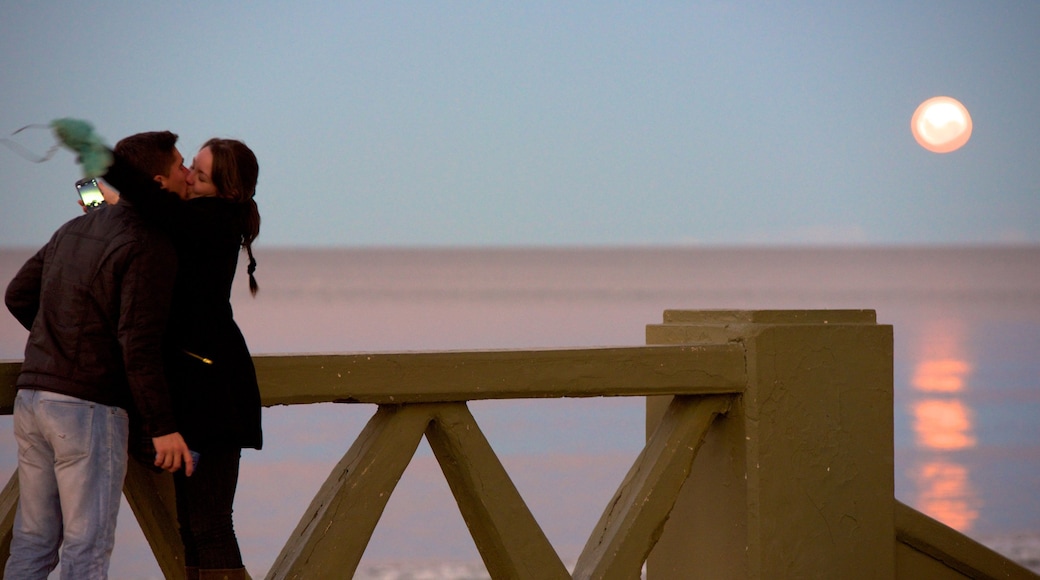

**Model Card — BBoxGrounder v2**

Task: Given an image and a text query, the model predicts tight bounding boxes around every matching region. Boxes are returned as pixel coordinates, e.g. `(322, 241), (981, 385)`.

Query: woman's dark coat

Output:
(164, 196), (262, 450)
(104, 155), (262, 452)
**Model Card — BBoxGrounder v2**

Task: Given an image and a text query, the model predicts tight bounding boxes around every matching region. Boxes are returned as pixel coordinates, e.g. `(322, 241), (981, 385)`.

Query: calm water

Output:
(2, 246), (1039, 577)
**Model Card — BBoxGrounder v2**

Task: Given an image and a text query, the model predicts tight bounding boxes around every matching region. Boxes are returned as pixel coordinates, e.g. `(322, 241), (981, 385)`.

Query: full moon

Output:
(911, 96), (972, 153)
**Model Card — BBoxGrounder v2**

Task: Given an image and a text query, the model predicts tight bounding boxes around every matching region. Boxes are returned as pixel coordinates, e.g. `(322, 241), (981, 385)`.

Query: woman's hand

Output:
(152, 432), (196, 476)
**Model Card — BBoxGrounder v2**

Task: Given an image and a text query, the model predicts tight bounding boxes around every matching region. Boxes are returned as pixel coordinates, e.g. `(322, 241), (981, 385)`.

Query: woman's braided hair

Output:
(203, 138), (261, 295)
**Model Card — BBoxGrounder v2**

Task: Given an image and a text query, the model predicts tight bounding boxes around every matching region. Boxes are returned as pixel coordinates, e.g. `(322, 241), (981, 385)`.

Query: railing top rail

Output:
(1, 344), (745, 412)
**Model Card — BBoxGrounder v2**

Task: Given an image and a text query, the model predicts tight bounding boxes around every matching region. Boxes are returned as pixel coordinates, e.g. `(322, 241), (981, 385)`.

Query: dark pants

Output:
(173, 448), (243, 569)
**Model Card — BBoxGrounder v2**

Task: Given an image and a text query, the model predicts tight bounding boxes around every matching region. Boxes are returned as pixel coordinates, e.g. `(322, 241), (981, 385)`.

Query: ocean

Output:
(1, 246), (1038, 578)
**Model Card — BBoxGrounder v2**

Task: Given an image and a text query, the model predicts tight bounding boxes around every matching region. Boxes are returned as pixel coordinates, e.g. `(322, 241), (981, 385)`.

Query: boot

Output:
(185, 566), (200, 580)
(198, 568), (248, 580)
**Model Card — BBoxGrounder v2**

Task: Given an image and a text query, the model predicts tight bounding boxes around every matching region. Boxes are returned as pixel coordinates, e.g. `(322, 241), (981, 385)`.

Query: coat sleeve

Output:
(5, 245), (47, 331)
(117, 235), (180, 437)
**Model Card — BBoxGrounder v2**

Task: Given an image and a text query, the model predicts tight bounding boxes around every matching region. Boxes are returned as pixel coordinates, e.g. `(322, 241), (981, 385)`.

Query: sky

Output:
(1, 1), (1039, 249)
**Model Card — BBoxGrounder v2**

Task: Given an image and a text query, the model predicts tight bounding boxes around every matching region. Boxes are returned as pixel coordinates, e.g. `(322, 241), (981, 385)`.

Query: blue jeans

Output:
(4, 389), (129, 580)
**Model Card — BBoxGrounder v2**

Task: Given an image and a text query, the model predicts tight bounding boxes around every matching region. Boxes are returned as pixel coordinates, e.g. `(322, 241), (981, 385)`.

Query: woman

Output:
(105, 138), (262, 580)
(166, 138), (261, 580)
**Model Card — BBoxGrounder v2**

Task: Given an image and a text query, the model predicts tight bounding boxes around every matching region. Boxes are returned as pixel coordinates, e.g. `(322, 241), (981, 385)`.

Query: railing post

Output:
(645, 310), (894, 579)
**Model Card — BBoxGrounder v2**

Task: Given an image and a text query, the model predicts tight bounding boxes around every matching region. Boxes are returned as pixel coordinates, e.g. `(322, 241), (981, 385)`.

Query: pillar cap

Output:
(661, 309), (877, 325)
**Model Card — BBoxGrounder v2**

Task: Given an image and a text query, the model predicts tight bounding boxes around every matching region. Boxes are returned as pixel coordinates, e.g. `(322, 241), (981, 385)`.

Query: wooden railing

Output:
(1, 310), (1036, 579)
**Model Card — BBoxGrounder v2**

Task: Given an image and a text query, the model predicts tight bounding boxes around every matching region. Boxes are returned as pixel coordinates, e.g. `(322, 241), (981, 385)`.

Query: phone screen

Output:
(76, 178), (105, 211)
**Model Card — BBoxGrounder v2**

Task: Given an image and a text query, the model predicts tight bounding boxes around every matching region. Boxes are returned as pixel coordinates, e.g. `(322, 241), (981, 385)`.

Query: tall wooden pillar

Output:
(646, 310), (894, 578)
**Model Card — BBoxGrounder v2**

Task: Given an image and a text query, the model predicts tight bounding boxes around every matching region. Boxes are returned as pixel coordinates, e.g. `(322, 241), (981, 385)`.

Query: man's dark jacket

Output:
(5, 200), (179, 437)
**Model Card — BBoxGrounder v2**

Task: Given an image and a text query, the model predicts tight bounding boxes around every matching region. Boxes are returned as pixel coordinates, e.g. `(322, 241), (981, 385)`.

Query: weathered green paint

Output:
(0, 344), (746, 579)
(251, 345), (745, 406)
(267, 404), (433, 579)
(1, 311), (1035, 578)
(646, 310), (895, 579)
(2, 345), (745, 414)
(122, 462), (186, 579)
(662, 308), (877, 325)
(895, 500), (1038, 579)
(0, 362), (18, 415)
(427, 403), (570, 580)
(574, 395), (730, 580)
(0, 472), (17, 572)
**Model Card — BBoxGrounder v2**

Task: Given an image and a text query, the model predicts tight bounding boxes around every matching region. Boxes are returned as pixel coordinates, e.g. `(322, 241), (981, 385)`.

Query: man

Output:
(4, 131), (194, 579)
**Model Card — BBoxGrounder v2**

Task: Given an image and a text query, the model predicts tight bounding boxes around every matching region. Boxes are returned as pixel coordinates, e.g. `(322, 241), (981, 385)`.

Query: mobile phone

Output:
(76, 177), (105, 211)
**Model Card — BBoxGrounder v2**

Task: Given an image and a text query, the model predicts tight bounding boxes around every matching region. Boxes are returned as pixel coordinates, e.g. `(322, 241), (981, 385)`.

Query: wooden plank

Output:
(0, 471), (18, 575)
(3, 345), (744, 414)
(662, 309), (877, 324)
(266, 404), (434, 579)
(895, 500), (1038, 580)
(573, 395), (731, 580)
(425, 403), (570, 580)
(122, 461), (186, 580)
(254, 345), (745, 407)
(0, 362), (18, 415)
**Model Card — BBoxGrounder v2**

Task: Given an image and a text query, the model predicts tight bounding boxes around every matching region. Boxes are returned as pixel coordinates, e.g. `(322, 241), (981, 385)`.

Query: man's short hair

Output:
(114, 131), (179, 178)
